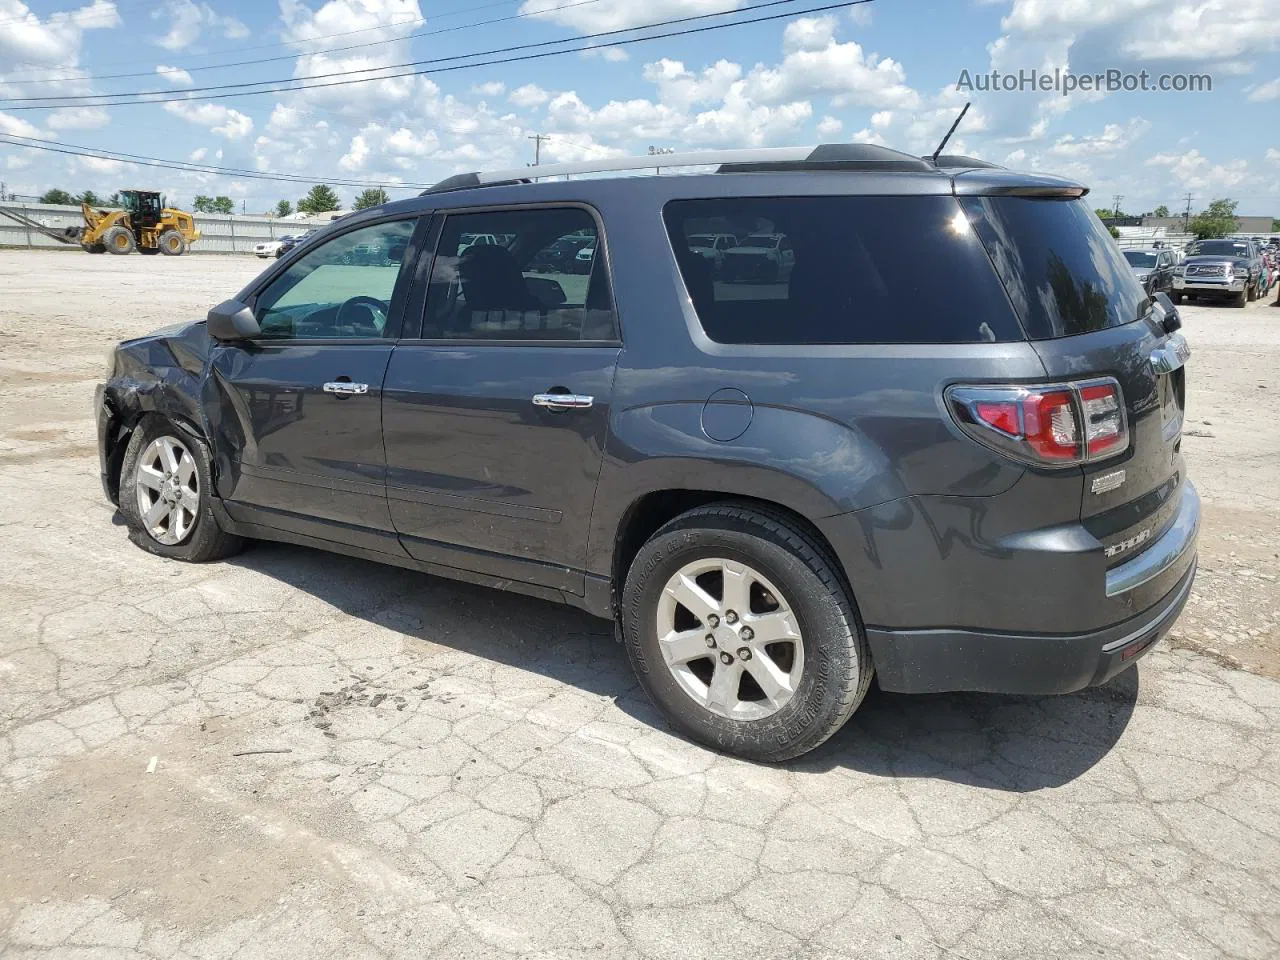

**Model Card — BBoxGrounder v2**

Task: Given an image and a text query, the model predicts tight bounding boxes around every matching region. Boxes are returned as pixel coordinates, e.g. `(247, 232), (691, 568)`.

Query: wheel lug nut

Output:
(719, 652), (733, 665)
(705, 634), (716, 648)
(706, 614), (720, 628)
(724, 610), (738, 624)
(739, 626), (754, 641)
(737, 647), (751, 661)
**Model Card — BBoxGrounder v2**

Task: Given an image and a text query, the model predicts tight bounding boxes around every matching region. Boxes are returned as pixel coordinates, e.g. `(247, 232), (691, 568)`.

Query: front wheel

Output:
(104, 225), (136, 255)
(1235, 287), (1249, 307)
(622, 503), (872, 762)
(118, 416), (243, 562)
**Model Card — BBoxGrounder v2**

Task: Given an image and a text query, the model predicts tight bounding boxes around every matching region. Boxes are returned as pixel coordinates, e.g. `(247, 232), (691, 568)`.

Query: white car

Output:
(254, 237), (288, 258)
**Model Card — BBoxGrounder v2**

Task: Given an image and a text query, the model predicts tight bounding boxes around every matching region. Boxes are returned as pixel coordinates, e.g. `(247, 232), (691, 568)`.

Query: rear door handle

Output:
(532, 393), (593, 410)
(323, 381), (369, 396)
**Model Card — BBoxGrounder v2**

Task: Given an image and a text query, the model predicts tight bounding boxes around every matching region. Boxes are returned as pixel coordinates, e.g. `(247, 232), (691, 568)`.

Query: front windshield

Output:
(1124, 251), (1158, 268)
(1188, 240), (1250, 258)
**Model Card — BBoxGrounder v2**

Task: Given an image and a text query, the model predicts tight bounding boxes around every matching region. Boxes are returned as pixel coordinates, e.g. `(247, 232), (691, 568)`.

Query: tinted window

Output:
(1186, 240), (1252, 258)
(663, 196), (1022, 345)
(1123, 251), (1158, 268)
(961, 197), (1148, 339)
(423, 208), (616, 341)
(254, 219), (416, 340)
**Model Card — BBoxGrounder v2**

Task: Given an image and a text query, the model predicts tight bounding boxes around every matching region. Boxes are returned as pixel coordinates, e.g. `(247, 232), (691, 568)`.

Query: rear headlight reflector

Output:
(947, 378), (1128, 468)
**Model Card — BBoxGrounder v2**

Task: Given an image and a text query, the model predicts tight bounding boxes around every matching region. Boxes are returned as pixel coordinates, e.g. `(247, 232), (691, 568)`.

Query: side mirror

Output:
(207, 299), (261, 341)
(1152, 292), (1182, 334)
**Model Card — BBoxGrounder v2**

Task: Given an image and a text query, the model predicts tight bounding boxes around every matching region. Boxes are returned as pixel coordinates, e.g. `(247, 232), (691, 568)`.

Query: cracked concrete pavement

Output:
(1, 251), (1278, 959)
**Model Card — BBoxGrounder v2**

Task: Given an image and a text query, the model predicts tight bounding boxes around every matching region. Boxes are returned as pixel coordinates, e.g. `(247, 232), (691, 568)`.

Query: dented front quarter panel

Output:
(96, 320), (212, 504)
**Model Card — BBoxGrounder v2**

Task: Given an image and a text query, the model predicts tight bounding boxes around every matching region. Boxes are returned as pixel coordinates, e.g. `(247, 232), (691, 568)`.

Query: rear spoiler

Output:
(952, 169), (1089, 199)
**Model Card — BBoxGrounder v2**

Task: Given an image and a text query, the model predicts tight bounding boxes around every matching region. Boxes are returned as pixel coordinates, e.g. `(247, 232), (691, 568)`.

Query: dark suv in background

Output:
(96, 144), (1198, 761)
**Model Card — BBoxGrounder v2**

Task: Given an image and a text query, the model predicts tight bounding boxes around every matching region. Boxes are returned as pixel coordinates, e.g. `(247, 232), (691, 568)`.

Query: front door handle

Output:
(323, 381), (369, 396)
(532, 393), (593, 410)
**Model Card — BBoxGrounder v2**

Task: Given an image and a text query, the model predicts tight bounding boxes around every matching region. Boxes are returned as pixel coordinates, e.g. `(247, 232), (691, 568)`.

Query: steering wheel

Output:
(335, 295), (388, 336)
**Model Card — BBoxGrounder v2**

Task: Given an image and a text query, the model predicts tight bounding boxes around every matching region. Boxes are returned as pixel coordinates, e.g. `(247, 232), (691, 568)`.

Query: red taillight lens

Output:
(948, 379), (1127, 468)
(1023, 390), (1080, 461)
(1080, 382), (1124, 456)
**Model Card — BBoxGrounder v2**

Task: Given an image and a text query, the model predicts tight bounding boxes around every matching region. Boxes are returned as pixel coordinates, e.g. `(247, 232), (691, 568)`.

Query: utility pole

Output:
(1112, 195), (1124, 217)
(1182, 193), (1194, 232)
(528, 133), (550, 166)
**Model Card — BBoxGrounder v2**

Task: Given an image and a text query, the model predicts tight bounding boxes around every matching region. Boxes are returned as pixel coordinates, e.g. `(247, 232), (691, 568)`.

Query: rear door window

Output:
(662, 196), (1023, 345)
(959, 197), (1149, 339)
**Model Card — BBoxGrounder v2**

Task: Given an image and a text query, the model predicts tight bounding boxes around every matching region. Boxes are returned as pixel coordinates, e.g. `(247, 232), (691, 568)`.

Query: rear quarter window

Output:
(662, 196), (1023, 345)
(959, 196), (1149, 340)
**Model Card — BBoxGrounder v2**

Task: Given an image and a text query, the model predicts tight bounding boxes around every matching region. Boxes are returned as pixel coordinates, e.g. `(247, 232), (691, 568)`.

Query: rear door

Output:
(961, 195), (1191, 610)
(382, 204), (620, 594)
(207, 216), (423, 549)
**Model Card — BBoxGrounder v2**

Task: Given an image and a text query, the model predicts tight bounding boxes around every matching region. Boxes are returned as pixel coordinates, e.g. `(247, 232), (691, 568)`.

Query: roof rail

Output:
(420, 143), (935, 195)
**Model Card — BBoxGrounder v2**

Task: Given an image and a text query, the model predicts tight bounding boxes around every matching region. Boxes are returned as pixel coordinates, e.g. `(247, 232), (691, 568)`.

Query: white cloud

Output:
(1146, 149), (1250, 191)
(339, 133), (370, 171)
(0, 0), (119, 70)
(642, 59), (741, 109)
(45, 106), (111, 129)
(163, 100), (254, 139)
(849, 127), (887, 147)
(472, 81), (505, 97)
(816, 115), (842, 137)
(509, 83), (550, 107)
(1267, 148), (1280, 164)
(156, 64), (194, 85)
(152, 0), (247, 51)
(581, 45), (629, 62)
(744, 27), (920, 110)
(1249, 78), (1280, 102)
(189, 147), (207, 161)
(78, 155), (124, 172)
(1048, 117), (1150, 157)
(519, 0), (743, 33)
(0, 111), (44, 138)
(870, 110), (893, 128)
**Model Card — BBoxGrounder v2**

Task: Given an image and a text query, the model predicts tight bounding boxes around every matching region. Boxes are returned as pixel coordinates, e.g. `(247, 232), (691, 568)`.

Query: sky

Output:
(0, 0), (1278, 216)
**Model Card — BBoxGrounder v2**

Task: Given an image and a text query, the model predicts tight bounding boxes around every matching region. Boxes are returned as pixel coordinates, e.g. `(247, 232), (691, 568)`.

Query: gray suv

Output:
(95, 144), (1198, 761)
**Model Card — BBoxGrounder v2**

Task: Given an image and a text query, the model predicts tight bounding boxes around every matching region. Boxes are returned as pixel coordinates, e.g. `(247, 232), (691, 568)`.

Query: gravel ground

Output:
(1, 250), (1278, 959)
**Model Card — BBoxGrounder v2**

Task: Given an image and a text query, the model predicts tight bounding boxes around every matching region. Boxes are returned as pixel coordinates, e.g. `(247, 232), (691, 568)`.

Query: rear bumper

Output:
(868, 558), (1196, 695)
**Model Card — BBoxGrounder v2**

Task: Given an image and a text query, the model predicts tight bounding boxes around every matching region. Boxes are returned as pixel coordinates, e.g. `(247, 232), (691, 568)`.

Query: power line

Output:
(0, 133), (438, 189)
(6, 0), (612, 87)
(528, 133), (550, 166)
(0, 0), (866, 110)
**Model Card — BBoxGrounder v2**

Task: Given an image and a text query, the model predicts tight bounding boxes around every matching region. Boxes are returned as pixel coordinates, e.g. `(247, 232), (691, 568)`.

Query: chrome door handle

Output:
(532, 393), (594, 410)
(323, 381), (368, 396)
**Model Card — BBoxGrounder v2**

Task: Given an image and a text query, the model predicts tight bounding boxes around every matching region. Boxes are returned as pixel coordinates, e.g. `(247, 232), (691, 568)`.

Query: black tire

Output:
(621, 502), (872, 762)
(158, 230), (187, 256)
(81, 241), (106, 254)
(1246, 281), (1258, 302)
(139, 246), (160, 256)
(1172, 292), (1185, 305)
(118, 415), (244, 563)
(104, 225), (136, 255)
(1235, 287), (1249, 307)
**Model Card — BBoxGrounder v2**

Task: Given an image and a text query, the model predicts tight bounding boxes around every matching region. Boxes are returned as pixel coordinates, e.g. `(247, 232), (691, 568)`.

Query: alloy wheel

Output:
(655, 558), (804, 721)
(135, 435), (200, 545)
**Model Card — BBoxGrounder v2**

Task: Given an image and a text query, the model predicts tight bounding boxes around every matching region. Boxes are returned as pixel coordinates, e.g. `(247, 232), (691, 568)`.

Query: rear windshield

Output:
(663, 196), (1023, 345)
(959, 196), (1149, 339)
(1123, 251), (1159, 268)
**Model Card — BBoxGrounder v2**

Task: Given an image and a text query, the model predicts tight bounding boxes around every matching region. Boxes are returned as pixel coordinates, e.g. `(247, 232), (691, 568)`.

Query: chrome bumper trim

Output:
(1106, 481), (1200, 598)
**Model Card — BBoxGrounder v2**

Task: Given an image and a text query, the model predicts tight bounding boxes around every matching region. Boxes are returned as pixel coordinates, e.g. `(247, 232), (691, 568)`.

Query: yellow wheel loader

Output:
(78, 190), (200, 256)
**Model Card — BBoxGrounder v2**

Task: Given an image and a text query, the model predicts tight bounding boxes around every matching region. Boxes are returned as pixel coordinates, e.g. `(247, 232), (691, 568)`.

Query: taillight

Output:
(948, 378), (1128, 468)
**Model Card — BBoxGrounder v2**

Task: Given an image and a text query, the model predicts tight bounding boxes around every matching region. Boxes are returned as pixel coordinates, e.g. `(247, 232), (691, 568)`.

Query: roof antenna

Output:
(931, 102), (970, 163)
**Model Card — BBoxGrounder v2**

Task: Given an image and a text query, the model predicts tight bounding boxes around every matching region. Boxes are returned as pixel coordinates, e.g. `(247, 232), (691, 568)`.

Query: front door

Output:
(207, 217), (422, 550)
(382, 205), (620, 593)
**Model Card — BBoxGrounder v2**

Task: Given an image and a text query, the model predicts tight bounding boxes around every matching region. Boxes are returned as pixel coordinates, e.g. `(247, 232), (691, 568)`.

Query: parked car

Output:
(1123, 248), (1176, 295)
(527, 234), (594, 273)
(274, 230), (318, 258)
(95, 144), (1197, 762)
(255, 236), (293, 258)
(719, 232), (795, 283)
(687, 232), (739, 272)
(1172, 238), (1263, 306)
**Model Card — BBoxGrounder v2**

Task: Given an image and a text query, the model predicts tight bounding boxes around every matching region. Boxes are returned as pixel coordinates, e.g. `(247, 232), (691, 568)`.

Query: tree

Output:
(1188, 198), (1239, 239)
(192, 195), (215, 213)
(1153, 204), (1170, 218)
(39, 188), (75, 205)
(298, 184), (341, 214)
(1272, 218), (1280, 232)
(275, 199), (293, 217)
(1094, 207), (1115, 222)
(1107, 225), (1121, 240)
(353, 187), (389, 210)
(212, 195), (235, 215)
(78, 189), (100, 207)
(106, 192), (121, 206)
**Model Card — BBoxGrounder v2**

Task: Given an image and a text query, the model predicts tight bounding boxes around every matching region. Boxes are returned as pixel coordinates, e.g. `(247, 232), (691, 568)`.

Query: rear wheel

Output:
(622, 503), (872, 762)
(104, 225), (136, 255)
(119, 416), (243, 563)
(158, 230), (187, 256)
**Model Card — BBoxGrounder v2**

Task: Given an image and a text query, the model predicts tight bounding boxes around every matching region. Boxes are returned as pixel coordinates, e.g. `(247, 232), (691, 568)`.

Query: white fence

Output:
(0, 201), (319, 254)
